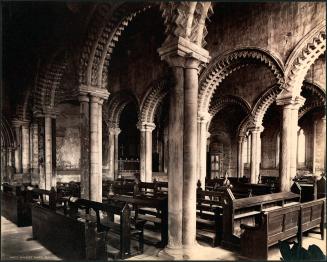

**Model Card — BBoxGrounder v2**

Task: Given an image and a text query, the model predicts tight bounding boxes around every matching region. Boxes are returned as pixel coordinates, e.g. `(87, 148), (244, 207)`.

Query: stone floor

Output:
(1, 216), (326, 261)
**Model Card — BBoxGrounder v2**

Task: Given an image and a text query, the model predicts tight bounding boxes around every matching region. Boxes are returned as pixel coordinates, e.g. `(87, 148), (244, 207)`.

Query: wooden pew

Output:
(240, 198), (325, 259)
(317, 176), (326, 199)
(298, 198), (325, 246)
(291, 175), (326, 202)
(56, 181), (80, 198)
(1, 183), (31, 226)
(112, 180), (135, 196)
(240, 204), (301, 259)
(222, 190), (300, 249)
(259, 175), (279, 187)
(195, 183), (252, 247)
(106, 194), (168, 248)
(196, 187), (224, 246)
(67, 198), (144, 259)
(134, 180), (168, 198)
(31, 201), (104, 260)
(26, 186), (59, 210)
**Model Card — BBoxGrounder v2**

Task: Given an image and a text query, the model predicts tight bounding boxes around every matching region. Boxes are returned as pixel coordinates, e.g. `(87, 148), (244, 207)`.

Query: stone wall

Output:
(207, 2), (326, 63)
(55, 103), (81, 177)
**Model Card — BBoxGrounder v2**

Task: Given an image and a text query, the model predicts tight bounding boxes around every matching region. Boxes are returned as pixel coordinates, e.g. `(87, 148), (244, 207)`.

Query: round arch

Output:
(104, 90), (140, 127)
(284, 20), (326, 96)
(198, 47), (285, 115)
(208, 95), (251, 127)
(78, 3), (154, 89)
(139, 78), (169, 124)
(33, 50), (68, 115)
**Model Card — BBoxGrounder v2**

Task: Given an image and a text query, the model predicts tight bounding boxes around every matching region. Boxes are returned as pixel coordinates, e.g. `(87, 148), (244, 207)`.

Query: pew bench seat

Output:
(234, 211), (260, 220)
(137, 213), (161, 224)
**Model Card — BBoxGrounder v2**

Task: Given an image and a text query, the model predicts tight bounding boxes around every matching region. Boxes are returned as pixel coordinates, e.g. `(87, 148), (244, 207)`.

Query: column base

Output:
(158, 242), (207, 260)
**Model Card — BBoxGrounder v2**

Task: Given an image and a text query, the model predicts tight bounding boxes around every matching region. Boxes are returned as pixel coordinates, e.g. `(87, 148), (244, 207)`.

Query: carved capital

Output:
(248, 125), (264, 134)
(276, 92), (305, 110)
(158, 37), (210, 69)
(197, 111), (211, 124)
(137, 122), (156, 132)
(108, 127), (121, 136)
(12, 119), (29, 128)
(78, 93), (89, 103)
(79, 85), (110, 100)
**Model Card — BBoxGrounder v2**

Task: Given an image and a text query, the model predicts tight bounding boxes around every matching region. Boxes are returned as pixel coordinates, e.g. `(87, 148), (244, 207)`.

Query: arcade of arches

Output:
(1, 1), (326, 259)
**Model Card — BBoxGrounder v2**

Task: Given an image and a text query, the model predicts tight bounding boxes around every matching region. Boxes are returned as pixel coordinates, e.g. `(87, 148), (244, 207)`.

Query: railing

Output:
(118, 158), (140, 173)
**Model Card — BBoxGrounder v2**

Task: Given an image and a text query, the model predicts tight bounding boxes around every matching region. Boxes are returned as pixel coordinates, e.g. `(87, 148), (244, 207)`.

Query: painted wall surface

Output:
(56, 103), (81, 172)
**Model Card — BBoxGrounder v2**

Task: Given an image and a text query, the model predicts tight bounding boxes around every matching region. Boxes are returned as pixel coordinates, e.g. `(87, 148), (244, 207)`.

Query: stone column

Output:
(107, 126), (120, 181)
(79, 93), (90, 199)
(158, 37), (210, 252)
(7, 147), (14, 181)
(290, 107), (299, 178)
(79, 86), (109, 201)
(98, 99), (103, 202)
(44, 115), (53, 190)
(197, 113), (209, 189)
(312, 119), (318, 174)
(31, 123), (39, 185)
(90, 96), (100, 202)
(165, 64), (184, 250)
(7, 147), (13, 167)
(183, 60), (201, 247)
(163, 126), (168, 174)
(237, 136), (244, 178)
(138, 122), (156, 182)
(277, 96), (304, 191)
(12, 121), (22, 173)
(249, 126), (263, 184)
(21, 121), (30, 175)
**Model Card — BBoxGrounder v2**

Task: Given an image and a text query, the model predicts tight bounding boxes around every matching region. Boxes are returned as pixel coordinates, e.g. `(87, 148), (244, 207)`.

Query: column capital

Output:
(158, 37), (210, 69)
(197, 111), (211, 123)
(276, 92), (305, 110)
(12, 119), (29, 127)
(78, 93), (90, 103)
(79, 85), (110, 100)
(90, 95), (104, 105)
(238, 135), (245, 144)
(137, 122), (156, 132)
(33, 106), (58, 119)
(248, 125), (264, 134)
(108, 127), (121, 135)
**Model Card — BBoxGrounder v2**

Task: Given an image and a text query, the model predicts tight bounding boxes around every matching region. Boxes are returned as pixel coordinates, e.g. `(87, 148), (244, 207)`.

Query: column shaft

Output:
(90, 97), (99, 202)
(114, 132), (119, 179)
(145, 130), (153, 182)
(98, 103), (103, 202)
(167, 66), (184, 249)
(108, 131), (115, 180)
(250, 129), (261, 184)
(312, 120), (317, 174)
(182, 66), (198, 246)
(21, 124), (30, 174)
(198, 119), (208, 189)
(79, 95), (90, 199)
(139, 130), (146, 181)
(279, 105), (293, 191)
(237, 137), (244, 178)
(44, 116), (53, 190)
(138, 123), (155, 182)
(290, 108), (299, 177)
(14, 126), (22, 173)
(31, 123), (39, 184)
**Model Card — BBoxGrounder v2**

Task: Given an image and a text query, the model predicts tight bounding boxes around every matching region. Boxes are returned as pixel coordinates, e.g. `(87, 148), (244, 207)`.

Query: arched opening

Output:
(208, 105), (247, 178)
(118, 102), (140, 177)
